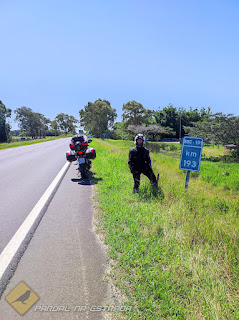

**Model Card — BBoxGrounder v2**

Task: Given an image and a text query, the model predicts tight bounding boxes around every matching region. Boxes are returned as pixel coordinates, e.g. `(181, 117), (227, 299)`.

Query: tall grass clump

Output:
(91, 138), (239, 320)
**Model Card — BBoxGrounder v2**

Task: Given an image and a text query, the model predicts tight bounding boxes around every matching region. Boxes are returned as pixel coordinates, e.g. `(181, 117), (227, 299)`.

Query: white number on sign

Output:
(183, 160), (197, 168)
(192, 161), (197, 168)
(184, 160), (191, 167)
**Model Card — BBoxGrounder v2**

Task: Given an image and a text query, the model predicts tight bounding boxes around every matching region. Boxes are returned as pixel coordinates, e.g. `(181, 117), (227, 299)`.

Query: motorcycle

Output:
(66, 135), (96, 178)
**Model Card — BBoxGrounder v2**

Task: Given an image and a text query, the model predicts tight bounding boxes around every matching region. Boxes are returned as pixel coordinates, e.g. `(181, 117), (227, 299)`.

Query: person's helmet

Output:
(134, 133), (145, 146)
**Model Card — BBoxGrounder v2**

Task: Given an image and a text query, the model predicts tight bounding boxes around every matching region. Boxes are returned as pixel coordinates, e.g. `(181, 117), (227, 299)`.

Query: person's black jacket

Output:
(128, 146), (152, 173)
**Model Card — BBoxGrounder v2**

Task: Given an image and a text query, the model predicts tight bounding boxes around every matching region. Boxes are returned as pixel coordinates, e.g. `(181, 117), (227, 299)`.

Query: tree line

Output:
(0, 101), (11, 142)
(1, 99), (239, 159)
(14, 107), (78, 138)
(80, 99), (239, 159)
(0, 102), (79, 141)
(79, 99), (212, 140)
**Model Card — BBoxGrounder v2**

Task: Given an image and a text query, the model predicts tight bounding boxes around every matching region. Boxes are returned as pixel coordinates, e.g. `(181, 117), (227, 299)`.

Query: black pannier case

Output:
(85, 148), (96, 159)
(66, 150), (77, 162)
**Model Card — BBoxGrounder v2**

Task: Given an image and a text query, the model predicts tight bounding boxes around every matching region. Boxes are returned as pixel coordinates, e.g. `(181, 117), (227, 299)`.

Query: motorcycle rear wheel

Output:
(79, 163), (87, 178)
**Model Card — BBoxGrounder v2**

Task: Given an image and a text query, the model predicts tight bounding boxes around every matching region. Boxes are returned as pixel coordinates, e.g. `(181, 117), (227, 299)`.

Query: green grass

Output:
(0, 135), (71, 150)
(200, 161), (239, 191)
(144, 141), (239, 191)
(91, 139), (239, 320)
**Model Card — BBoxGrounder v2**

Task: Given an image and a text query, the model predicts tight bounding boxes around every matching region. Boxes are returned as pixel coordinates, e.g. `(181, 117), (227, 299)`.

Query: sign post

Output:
(179, 137), (203, 191)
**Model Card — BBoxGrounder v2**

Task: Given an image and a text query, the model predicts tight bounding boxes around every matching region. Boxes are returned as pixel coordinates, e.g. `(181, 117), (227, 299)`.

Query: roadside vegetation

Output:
(0, 135), (71, 150)
(144, 142), (226, 158)
(144, 142), (239, 192)
(2, 94), (238, 318)
(91, 138), (239, 320)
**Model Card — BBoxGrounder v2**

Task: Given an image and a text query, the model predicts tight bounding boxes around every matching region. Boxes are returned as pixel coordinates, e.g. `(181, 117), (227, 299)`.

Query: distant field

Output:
(202, 145), (225, 157)
(144, 141), (225, 158)
(0, 135), (71, 150)
(143, 141), (238, 191)
(91, 138), (239, 320)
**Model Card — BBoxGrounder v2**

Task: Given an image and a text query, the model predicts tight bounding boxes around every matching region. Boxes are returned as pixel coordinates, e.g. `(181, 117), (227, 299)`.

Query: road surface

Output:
(0, 138), (69, 254)
(0, 139), (114, 320)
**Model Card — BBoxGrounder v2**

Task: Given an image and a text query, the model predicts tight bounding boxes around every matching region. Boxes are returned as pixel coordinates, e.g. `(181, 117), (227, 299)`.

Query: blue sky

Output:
(1, 0), (239, 130)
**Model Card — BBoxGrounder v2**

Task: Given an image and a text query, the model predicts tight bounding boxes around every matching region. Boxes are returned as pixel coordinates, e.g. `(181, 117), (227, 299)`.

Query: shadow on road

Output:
(71, 171), (103, 185)
(71, 178), (91, 185)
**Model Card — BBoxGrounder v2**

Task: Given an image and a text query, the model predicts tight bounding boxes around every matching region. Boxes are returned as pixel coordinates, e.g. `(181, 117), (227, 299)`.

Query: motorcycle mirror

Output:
(88, 139), (92, 143)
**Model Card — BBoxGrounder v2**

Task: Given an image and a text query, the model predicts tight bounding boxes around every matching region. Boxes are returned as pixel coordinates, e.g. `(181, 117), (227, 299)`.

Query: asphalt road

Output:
(0, 138), (70, 254)
(0, 140), (113, 319)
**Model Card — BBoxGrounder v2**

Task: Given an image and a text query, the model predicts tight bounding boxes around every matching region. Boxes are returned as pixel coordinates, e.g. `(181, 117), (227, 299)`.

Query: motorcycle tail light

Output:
(70, 143), (75, 149)
(78, 151), (83, 154)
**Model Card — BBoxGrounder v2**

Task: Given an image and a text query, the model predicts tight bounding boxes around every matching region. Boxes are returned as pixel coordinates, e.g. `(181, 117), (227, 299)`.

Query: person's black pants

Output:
(132, 167), (157, 190)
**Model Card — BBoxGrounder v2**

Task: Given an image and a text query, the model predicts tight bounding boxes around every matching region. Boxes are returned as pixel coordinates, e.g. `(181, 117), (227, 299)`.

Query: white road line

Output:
(0, 161), (70, 283)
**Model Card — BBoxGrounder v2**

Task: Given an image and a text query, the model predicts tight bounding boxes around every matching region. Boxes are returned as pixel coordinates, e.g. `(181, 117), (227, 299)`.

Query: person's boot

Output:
(156, 173), (159, 187)
(133, 187), (139, 194)
(151, 173), (159, 188)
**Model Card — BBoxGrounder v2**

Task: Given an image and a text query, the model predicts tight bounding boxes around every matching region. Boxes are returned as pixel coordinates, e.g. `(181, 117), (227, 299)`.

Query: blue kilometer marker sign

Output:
(179, 137), (204, 172)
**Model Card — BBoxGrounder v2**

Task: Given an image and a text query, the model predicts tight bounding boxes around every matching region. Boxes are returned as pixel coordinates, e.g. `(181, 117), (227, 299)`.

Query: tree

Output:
(185, 113), (239, 159)
(50, 120), (60, 136)
(35, 113), (50, 138)
(154, 104), (211, 138)
(55, 113), (78, 135)
(15, 107), (36, 138)
(144, 109), (156, 126)
(14, 107), (50, 138)
(122, 101), (152, 126)
(10, 130), (21, 136)
(79, 99), (117, 138)
(109, 122), (133, 140)
(126, 124), (148, 135)
(0, 100), (12, 142)
(180, 106), (211, 124)
(127, 124), (175, 141)
(154, 104), (178, 124)
(154, 104), (180, 137)
(145, 124), (175, 140)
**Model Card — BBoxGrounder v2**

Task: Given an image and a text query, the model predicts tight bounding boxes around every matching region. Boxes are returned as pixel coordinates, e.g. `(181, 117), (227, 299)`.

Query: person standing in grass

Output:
(128, 133), (158, 193)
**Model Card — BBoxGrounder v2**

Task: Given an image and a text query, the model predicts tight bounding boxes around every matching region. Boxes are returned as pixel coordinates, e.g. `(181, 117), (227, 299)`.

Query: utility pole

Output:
(179, 114), (182, 144)
(179, 115), (182, 140)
